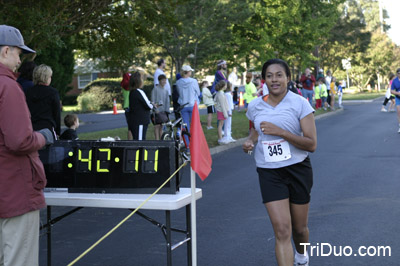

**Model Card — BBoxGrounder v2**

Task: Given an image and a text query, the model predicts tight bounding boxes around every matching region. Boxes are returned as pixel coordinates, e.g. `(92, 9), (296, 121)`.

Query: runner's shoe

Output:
(294, 252), (309, 266)
(294, 261), (309, 266)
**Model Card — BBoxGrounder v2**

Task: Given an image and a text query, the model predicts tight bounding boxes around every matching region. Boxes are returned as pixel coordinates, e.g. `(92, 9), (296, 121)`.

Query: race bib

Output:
(262, 139), (291, 162)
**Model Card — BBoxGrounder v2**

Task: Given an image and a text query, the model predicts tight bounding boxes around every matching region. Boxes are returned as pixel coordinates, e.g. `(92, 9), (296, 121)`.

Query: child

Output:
(315, 78), (328, 110)
(330, 77), (337, 110)
(214, 80), (230, 145)
(223, 82), (236, 143)
(60, 114), (79, 140)
(201, 80), (215, 129)
(337, 81), (343, 108)
(232, 86), (239, 108)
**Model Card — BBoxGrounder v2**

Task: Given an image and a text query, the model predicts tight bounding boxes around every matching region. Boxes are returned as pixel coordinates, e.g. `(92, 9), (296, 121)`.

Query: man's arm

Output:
(0, 85), (45, 154)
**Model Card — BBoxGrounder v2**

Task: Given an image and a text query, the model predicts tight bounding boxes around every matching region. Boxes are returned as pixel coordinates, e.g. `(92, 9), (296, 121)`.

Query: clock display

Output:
(40, 140), (179, 194)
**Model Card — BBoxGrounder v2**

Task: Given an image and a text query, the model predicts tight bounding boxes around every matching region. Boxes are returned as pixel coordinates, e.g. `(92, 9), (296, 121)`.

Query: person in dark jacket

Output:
(60, 114), (79, 140)
(17, 60), (36, 93)
(128, 71), (154, 140)
(26, 64), (61, 138)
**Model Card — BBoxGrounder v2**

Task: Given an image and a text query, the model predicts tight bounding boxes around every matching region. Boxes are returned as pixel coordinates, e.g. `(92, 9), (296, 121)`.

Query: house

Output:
(66, 57), (119, 96)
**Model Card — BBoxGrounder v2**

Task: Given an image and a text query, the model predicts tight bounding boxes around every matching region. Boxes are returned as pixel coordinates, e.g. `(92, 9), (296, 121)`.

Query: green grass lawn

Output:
(342, 92), (385, 100)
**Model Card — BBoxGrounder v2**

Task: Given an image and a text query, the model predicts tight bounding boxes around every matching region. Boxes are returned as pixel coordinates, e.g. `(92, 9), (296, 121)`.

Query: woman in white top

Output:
(243, 59), (317, 266)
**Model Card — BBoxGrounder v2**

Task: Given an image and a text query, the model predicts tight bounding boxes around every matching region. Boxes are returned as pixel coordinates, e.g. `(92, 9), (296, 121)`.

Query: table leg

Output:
(186, 205), (192, 266)
(166, 210), (172, 266)
(47, 206), (52, 266)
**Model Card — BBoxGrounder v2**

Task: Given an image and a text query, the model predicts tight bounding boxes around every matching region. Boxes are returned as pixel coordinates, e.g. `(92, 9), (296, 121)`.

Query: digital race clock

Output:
(40, 140), (180, 194)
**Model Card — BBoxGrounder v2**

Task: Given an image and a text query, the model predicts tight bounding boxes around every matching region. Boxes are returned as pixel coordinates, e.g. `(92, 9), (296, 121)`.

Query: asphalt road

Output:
(40, 98), (400, 266)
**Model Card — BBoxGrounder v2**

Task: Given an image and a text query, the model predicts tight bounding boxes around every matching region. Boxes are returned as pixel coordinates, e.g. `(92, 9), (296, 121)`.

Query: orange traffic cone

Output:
(239, 92), (244, 107)
(113, 98), (118, 115)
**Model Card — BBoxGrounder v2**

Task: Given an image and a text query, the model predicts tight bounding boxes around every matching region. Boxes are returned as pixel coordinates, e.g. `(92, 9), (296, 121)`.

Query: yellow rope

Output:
(67, 161), (188, 266)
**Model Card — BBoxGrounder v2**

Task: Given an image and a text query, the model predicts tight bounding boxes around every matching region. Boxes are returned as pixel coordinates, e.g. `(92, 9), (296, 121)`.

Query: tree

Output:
(35, 37), (75, 99)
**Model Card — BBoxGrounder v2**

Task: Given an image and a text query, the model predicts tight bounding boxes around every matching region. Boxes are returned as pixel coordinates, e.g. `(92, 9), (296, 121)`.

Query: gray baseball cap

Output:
(0, 25), (35, 54)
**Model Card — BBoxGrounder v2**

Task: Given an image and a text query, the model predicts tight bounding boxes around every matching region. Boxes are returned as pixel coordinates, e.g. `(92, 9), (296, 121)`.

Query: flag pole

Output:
(190, 166), (197, 266)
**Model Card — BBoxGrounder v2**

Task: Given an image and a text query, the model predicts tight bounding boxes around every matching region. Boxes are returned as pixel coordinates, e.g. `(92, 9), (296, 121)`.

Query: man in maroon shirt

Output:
(0, 25), (53, 266)
(300, 68), (316, 107)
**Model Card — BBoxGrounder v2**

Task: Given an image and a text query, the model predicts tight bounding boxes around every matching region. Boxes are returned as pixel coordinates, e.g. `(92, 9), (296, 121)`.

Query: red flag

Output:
(189, 102), (212, 180)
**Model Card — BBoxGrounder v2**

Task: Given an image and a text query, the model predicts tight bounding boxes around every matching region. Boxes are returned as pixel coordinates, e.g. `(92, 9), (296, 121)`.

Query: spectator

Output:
(121, 72), (132, 139)
(17, 60), (36, 93)
(330, 77), (337, 110)
(211, 59), (228, 94)
(129, 71), (154, 140)
(172, 73), (182, 122)
(300, 68), (316, 107)
(60, 114), (79, 140)
(176, 65), (201, 144)
(0, 24), (53, 266)
(201, 80), (215, 129)
(314, 78), (328, 110)
(337, 81), (344, 108)
(214, 80), (229, 144)
(243, 72), (257, 110)
(287, 79), (299, 95)
(325, 70), (332, 107)
(228, 66), (239, 86)
(254, 76), (263, 96)
(26, 64), (61, 138)
(223, 82), (235, 143)
(151, 74), (170, 140)
(154, 58), (171, 96)
(233, 86), (239, 108)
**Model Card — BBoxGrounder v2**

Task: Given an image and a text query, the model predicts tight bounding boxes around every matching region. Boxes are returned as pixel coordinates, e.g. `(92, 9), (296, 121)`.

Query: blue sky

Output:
(382, 0), (400, 45)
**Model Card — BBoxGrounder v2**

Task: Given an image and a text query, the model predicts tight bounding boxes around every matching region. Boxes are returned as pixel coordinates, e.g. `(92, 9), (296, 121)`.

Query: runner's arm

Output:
(242, 126), (258, 153)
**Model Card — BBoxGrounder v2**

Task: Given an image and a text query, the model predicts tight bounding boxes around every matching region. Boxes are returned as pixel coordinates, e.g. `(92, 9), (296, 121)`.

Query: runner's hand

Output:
(260, 121), (284, 136)
(242, 139), (254, 154)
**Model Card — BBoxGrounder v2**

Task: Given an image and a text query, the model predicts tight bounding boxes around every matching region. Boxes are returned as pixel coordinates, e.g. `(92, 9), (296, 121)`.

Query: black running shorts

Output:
(207, 105), (215, 114)
(257, 156), (313, 204)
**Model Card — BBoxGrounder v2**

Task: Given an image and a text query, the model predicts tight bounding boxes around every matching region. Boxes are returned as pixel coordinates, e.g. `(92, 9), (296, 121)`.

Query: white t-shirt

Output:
(325, 76), (332, 91)
(224, 92), (234, 115)
(246, 91), (314, 169)
(154, 68), (171, 96)
(228, 72), (238, 86)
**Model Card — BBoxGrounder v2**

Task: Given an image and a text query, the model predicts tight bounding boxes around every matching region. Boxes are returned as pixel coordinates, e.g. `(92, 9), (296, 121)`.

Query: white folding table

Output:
(42, 188), (202, 266)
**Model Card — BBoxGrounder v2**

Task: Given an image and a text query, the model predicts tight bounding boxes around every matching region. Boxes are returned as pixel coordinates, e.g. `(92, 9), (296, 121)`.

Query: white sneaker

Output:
(207, 126), (214, 130)
(381, 108), (388, 112)
(229, 137), (236, 142)
(218, 139), (228, 145)
(294, 261), (309, 266)
(294, 252), (309, 266)
(398, 128), (400, 134)
(294, 257), (309, 266)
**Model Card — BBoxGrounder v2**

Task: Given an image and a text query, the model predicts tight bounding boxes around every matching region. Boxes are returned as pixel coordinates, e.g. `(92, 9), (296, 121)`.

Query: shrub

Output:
(76, 77), (155, 112)
(78, 78), (123, 111)
(77, 93), (101, 112)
